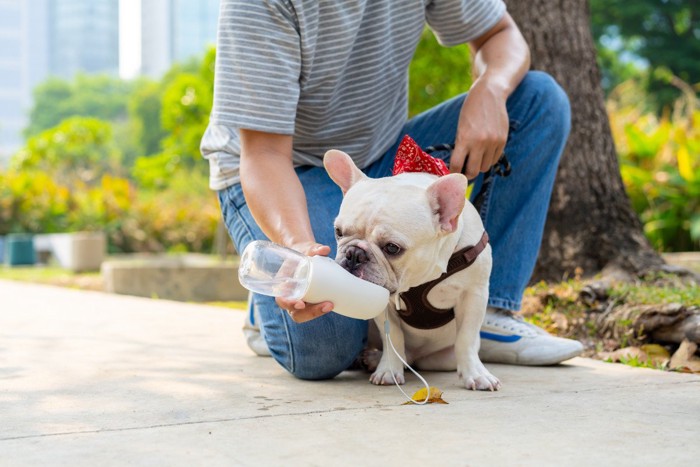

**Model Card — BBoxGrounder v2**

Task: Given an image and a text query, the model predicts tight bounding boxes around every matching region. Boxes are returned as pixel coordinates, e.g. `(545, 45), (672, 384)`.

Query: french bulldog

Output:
(323, 149), (500, 391)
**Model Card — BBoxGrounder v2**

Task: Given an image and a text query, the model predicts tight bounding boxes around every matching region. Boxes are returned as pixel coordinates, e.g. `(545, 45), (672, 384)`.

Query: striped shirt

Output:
(201, 0), (506, 190)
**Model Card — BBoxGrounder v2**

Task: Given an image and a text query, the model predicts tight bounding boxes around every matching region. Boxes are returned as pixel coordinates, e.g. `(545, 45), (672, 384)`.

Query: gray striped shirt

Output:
(201, 0), (506, 190)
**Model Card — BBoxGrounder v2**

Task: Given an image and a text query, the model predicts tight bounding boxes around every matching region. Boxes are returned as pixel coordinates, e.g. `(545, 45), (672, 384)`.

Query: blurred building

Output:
(0, 0), (118, 164)
(0, 0), (49, 163)
(141, 0), (219, 78)
(49, 0), (120, 79)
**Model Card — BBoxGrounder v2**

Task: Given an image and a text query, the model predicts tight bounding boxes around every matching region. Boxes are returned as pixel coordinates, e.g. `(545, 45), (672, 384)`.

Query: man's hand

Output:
(451, 78), (509, 179)
(449, 13), (530, 179)
(275, 242), (334, 323)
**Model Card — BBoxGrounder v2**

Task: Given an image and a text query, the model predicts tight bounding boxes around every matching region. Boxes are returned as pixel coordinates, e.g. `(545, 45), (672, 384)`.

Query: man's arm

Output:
(450, 12), (530, 178)
(239, 129), (333, 322)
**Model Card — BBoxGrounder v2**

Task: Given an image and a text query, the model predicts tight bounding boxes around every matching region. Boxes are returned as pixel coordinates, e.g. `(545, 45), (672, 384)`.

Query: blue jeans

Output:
(218, 71), (571, 380)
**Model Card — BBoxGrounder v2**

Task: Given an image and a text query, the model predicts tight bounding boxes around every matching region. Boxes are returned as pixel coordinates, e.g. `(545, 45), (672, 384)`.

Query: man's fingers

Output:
(276, 297), (333, 323)
(465, 150), (485, 180)
(287, 302), (333, 323)
(287, 308), (324, 323)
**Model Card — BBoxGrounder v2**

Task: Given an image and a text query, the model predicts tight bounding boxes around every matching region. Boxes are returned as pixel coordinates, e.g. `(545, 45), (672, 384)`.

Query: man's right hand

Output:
(275, 242), (334, 323)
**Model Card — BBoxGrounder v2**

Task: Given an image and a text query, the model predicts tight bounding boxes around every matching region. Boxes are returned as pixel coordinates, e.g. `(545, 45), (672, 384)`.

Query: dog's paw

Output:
(361, 348), (382, 372)
(369, 366), (405, 386)
(459, 366), (501, 391)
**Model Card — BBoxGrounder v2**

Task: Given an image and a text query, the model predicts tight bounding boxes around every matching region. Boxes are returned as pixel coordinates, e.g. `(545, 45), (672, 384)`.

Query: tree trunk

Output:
(505, 0), (666, 282)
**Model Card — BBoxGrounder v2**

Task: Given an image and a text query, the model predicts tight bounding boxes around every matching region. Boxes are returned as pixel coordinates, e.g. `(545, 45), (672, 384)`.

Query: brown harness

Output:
(397, 231), (489, 330)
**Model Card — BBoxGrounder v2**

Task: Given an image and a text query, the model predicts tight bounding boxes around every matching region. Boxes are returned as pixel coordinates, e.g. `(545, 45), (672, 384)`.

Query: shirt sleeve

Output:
(426, 0), (506, 47)
(210, 0), (301, 134)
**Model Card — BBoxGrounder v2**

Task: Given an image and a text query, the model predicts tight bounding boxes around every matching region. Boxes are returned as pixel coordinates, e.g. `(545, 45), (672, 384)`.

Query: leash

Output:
(424, 144), (511, 211)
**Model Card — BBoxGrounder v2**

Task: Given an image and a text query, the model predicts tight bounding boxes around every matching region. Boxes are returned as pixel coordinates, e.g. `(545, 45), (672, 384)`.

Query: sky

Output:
(119, 0), (141, 79)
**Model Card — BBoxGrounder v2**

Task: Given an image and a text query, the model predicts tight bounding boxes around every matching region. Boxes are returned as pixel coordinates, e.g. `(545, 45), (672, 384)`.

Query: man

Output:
(202, 0), (583, 380)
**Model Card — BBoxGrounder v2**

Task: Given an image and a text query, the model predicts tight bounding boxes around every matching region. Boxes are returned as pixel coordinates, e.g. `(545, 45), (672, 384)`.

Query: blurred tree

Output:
(132, 49), (215, 189)
(127, 78), (167, 157)
(160, 72), (213, 160)
(594, 45), (646, 94)
(25, 74), (134, 138)
(589, 0), (699, 108)
(13, 117), (122, 186)
(506, 0), (667, 281)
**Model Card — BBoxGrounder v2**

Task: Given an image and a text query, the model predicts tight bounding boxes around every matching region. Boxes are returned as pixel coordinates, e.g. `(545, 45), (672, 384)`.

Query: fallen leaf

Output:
(402, 386), (448, 405)
(640, 344), (670, 359)
(669, 340), (700, 373)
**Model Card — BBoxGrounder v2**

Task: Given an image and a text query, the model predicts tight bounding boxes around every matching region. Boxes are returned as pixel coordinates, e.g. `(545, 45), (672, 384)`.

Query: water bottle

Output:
(238, 240), (389, 320)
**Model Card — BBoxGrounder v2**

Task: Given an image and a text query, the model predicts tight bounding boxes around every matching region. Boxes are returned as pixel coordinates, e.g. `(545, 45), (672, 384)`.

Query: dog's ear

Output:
(323, 149), (367, 195)
(426, 173), (468, 233)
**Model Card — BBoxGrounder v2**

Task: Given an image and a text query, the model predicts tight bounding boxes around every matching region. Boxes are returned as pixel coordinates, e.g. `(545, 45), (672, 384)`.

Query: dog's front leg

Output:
(369, 309), (406, 385)
(454, 291), (501, 391)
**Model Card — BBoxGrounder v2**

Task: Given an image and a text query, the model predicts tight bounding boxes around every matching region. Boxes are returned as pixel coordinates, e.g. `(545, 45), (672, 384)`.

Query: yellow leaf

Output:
(402, 386), (449, 405)
(640, 344), (670, 359)
(677, 146), (696, 182)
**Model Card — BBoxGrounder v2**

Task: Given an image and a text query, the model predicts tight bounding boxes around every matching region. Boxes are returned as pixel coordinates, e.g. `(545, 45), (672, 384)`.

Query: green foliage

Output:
(159, 72), (213, 159)
(5, 47), (220, 253)
(590, 0), (699, 84)
(608, 81), (700, 251)
(12, 117), (123, 185)
(0, 165), (218, 252)
(25, 74), (134, 138)
(127, 78), (167, 157)
(408, 28), (471, 117)
(594, 45), (646, 94)
(114, 175), (219, 254)
(0, 170), (70, 235)
(131, 48), (214, 189)
(589, 0), (699, 109)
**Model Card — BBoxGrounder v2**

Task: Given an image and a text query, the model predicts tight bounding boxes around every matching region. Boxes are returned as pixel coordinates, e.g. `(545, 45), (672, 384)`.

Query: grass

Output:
(0, 265), (103, 290)
(608, 272), (700, 306)
(522, 270), (699, 372)
(204, 300), (248, 310)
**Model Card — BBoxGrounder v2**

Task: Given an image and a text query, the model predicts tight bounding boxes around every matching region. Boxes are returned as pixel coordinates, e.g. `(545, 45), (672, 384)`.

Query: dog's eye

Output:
(334, 227), (342, 238)
(383, 243), (402, 256)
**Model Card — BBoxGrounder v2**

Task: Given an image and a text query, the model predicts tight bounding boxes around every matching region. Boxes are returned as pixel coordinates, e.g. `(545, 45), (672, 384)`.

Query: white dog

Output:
(324, 149), (500, 391)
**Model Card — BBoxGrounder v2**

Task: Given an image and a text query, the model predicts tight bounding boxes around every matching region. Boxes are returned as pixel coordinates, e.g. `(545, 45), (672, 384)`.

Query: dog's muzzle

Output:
(342, 245), (369, 273)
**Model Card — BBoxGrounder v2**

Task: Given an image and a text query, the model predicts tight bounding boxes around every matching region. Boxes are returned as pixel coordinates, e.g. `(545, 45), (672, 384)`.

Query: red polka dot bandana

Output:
(392, 135), (450, 177)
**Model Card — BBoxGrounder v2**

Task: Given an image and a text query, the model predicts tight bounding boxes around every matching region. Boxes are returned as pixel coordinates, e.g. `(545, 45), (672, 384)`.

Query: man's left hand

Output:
(450, 78), (509, 179)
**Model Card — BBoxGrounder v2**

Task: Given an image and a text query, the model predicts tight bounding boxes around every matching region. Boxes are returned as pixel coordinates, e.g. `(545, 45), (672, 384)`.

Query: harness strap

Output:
(397, 231), (489, 330)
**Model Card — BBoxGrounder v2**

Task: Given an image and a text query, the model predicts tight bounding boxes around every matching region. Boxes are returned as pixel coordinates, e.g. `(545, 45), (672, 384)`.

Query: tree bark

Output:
(505, 0), (665, 282)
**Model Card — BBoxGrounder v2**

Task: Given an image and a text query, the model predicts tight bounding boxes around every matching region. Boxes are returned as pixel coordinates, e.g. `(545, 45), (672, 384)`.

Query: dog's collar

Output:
(396, 231), (489, 330)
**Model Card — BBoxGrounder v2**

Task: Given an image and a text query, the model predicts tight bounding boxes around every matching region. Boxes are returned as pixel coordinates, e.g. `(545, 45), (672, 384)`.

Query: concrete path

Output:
(1, 279), (698, 466)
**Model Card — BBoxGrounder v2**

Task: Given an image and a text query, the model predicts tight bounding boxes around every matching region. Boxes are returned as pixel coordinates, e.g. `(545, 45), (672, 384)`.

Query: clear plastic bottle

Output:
(238, 240), (311, 300)
(238, 240), (389, 320)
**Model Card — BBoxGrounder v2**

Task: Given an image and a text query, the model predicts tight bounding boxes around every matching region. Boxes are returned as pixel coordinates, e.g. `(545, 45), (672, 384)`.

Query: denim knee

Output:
(518, 71), (571, 135)
(284, 320), (368, 381)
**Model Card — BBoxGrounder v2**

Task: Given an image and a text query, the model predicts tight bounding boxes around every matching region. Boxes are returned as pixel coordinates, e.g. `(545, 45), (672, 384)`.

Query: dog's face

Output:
(324, 149), (468, 294)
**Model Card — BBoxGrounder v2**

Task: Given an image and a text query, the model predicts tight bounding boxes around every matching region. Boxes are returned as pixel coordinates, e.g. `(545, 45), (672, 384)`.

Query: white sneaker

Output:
(243, 294), (271, 357)
(479, 307), (583, 365)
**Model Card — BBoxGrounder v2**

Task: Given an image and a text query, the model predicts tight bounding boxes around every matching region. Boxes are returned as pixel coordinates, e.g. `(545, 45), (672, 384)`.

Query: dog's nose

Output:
(345, 245), (368, 271)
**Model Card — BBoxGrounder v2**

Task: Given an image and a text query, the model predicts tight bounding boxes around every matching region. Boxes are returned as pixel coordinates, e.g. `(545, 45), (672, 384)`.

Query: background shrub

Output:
(609, 80), (700, 251)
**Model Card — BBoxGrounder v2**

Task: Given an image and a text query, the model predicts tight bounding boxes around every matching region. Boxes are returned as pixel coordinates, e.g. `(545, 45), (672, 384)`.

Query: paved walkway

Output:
(1, 279), (698, 466)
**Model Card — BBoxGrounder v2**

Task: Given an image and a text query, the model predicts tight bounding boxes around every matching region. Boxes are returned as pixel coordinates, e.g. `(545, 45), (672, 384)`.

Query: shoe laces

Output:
(484, 309), (541, 337)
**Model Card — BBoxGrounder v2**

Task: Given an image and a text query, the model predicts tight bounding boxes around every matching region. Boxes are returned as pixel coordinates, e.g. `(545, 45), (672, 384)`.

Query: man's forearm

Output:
(239, 130), (316, 250)
(470, 13), (530, 98)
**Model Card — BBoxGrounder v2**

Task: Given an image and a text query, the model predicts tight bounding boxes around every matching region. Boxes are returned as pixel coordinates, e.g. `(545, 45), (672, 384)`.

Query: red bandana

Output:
(392, 135), (450, 177)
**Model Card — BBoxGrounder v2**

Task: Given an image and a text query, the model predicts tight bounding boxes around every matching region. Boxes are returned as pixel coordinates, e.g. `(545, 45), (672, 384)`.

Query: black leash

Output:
(424, 143), (511, 212)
